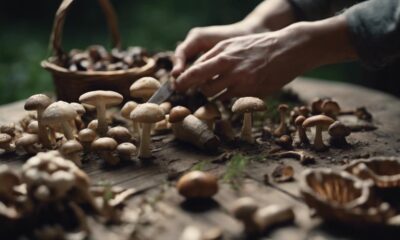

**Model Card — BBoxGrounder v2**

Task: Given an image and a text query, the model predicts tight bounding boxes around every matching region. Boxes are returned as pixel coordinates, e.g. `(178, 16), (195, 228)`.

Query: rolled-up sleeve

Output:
(345, 0), (400, 68)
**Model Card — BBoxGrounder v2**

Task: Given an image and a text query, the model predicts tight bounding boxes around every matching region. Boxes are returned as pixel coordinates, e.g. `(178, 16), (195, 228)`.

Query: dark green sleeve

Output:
(345, 0), (400, 68)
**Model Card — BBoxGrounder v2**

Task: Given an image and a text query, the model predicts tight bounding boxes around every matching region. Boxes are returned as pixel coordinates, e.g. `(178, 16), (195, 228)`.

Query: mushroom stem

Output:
(37, 110), (51, 148)
(313, 125), (326, 151)
(96, 103), (108, 137)
(298, 126), (309, 145)
(241, 113), (253, 143)
(62, 122), (75, 140)
(132, 121), (140, 139)
(138, 123), (152, 158)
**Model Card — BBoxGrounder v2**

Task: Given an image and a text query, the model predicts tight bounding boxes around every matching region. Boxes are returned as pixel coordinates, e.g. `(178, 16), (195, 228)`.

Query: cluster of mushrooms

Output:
(0, 151), (135, 237)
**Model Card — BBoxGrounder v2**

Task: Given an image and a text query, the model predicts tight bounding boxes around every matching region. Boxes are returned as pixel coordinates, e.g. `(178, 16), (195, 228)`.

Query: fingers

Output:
(195, 41), (226, 64)
(199, 74), (233, 97)
(174, 56), (232, 92)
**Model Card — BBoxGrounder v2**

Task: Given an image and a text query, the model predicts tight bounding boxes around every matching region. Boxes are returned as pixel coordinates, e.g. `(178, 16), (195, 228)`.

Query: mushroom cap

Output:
(169, 106), (191, 123)
(78, 128), (97, 142)
(60, 140), (83, 155)
(91, 137), (118, 151)
(299, 106), (310, 116)
(129, 77), (161, 99)
(278, 104), (289, 112)
(159, 102), (172, 114)
(231, 197), (259, 220)
(194, 103), (221, 121)
(27, 121), (39, 134)
(311, 98), (324, 114)
(0, 123), (16, 135)
(116, 142), (137, 156)
(294, 115), (306, 126)
(70, 102), (86, 115)
(15, 133), (39, 146)
(0, 133), (12, 144)
(232, 97), (266, 114)
(120, 101), (138, 119)
(88, 120), (98, 130)
(130, 103), (165, 123)
(176, 171), (218, 199)
(79, 90), (123, 107)
(302, 115), (335, 129)
(41, 101), (78, 125)
(321, 100), (341, 115)
(24, 94), (52, 111)
(328, 121), (351, 138)
(107, 126), (132, 143)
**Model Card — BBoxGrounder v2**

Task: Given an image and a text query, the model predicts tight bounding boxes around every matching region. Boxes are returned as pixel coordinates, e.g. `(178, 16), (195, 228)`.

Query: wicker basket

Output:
(41, 0), (156, 102)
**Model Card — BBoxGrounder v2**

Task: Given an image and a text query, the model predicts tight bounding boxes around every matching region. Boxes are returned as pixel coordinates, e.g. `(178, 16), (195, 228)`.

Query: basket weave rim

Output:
(41, 57), (156, 77)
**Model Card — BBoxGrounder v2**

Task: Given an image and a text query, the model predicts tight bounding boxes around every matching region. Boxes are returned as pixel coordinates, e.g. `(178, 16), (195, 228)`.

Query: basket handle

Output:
(50, 0), (122, 59)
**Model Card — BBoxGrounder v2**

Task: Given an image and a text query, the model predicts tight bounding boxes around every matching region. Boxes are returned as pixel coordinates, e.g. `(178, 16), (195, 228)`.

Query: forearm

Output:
(241, 0), (296, 32)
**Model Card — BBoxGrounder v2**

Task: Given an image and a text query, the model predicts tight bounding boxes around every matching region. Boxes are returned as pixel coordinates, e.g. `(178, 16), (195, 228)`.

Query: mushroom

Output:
(0, 165), (20, 203)
(169, 106), (191, 126)
(302, 115), (334, 151)
(275, 135), (293, 149)
(24, 94), (52, 148)
(0, 123), (16, 137)
(78, 128), (97, 152)
(253, 205), (294, 232)
(91, 137), (119, 166)
(129, 77), (161, 102)
(41, 101), (78, 140)
(328, 121), (351, 147)
(121, 101), (140, 138)
(153, 116), (171, 134)
(176, 171), (218, 199)
(107, 126), (132, 144)
(231, 197), (259, 234)
(232, 97), (266, 143)
(0, 133), (14, 153)
(321, 99), (341, 119)
(160, 102), (172, 114)
(130, 103), (164, 159)
(299, 106), (310, 117)
(274, 104), (289, 137)
(70, 102), (86, 130)
(311, 98), (324, 114)
(15, 133), (39, 154)
(59, 140), (84, 167)
(116, 142), (137, 161)
(79, 91), (123, 137)
(194, 103), (221, 129)
(88, 120), (98, 131)
(27, 121), (39, 134)
(294, 115), (309, 145)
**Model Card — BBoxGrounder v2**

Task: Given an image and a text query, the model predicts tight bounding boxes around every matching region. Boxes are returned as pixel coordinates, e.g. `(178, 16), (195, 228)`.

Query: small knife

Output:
(147, 78), (174, 104)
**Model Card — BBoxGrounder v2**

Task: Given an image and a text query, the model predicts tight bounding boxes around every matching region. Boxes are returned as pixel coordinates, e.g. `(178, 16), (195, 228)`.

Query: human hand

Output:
(174, 15), (357, 100)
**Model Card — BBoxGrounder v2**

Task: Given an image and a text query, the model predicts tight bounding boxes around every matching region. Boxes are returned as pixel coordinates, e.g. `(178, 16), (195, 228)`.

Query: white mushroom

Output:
(121, 101), (140, 138)
(59, 140), (84, 167)
(129, 77), (160, 102)
(302, 115), (335, 151)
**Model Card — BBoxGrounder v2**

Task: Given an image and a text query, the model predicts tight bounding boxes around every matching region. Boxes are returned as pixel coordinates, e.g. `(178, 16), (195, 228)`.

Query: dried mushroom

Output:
(176, 171), (218, 199)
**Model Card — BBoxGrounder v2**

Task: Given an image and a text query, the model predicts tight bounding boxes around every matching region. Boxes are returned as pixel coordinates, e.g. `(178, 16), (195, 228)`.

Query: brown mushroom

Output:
(274, 104), (289, 137)
(87, 120), (98, 131)
(311, 98), (324, 114)
(169, 106), (191, 125)
(24, 94), (52, 148)
(78, 128), (97, 152)
(231, 197), (259, 234)
(121, 101), (140, 138)
(107, 126), (132, 144)
(0, 123), (16, 137)
(275, 135), (293, 149)
(0, 133), (14, 153)
(232, 97), (266, 143)
(321, 99), (341, 119)
(294, 115), (309, 145)
(129, 77), (161, 102)
(91, 137), (119, 166)
(160, 102), (172, 114)
(116, 142), (137, 161)
(328, 121), (351, 147)
(194, 103), (221, 129)
(214, 119), (235, 142)
(176, 171), (218, 199)
(70, 102), (86, 130)
(15, 133), (39, 154)
(79, 91), (123, 137)
(130, 103), (164, 159)
(302, 115), (334, 151)
(27, 121), (39, 134)
(59, 140), (84, 167)
(41, 101), (78, 140)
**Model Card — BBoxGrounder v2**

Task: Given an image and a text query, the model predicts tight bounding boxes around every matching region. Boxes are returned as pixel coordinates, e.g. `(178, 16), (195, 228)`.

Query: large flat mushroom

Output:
(130, 103), (164, 159)
(129, 77), (160, 102)
(24, 94), (52, 148)
(232, 97), (266, 143)
(79, 91), (123, 137)
(41, 101), (78, 141)
(302, 115), (334, 151)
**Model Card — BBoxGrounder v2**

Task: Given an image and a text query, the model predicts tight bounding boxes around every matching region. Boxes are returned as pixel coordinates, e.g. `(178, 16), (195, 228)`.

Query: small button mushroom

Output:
(70, 102), (86, 130)
(232, 97), (266, 143)
(107, 126), (132, 144)
(0, 123), (16, 137)
(59, 140), (84, 167)
(253, 205), (294, 233)
(328, 121), (351, 147)
(0, 133), (14, 153)
(321, 99), (341, 119)
(24, 94), (52, 148)
(116, 142), (137, 161)
(302, 115), (335, 151)
(299, 106), (310, 117)
(130, 103), (165, 159)
(153, 117), (171, 134)
(78, 128), (97, 152)
(121, 101), (140, 138)
(231, 197), (259, 234)
(79, 91), (124, 137)
(27, 120), (39, 134)
(176, 171), (218, 199)
(88, 120), (98, 131)
(129, 77), (161, 102)
(275, 135), (293, 150)
(91, 137), (119, 166)
(311, 98), (324, 114)
(15, 133), (39, 154)
(41, 101), (78, 140)
(0, 165), (21, 203)
(160, 102), (172, 114)
(294, 115), (309, 145)
(274, 104), (289, 137)
(194, 103), (221, 130)
(169, 106), (191, 124)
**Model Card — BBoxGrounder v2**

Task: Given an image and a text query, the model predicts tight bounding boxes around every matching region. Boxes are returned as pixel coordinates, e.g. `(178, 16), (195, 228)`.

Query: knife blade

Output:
(147, 78), (174, 104)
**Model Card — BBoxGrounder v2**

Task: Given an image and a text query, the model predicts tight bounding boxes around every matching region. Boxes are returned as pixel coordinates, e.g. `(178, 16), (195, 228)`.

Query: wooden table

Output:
(1, 77), (400, 240)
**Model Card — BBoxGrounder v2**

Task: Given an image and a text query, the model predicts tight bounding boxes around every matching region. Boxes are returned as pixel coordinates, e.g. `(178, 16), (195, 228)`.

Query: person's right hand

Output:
(171, 22), (257, 77)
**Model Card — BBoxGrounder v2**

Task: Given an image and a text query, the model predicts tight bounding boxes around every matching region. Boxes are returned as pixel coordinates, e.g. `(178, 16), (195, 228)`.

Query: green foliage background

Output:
(0, 0), (364, 104)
